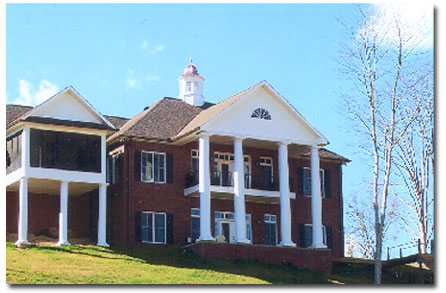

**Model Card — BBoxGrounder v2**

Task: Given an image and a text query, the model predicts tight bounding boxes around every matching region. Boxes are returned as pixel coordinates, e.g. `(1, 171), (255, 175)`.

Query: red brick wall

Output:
(108, 139), (344, 258)
(188, 242), (333, 273)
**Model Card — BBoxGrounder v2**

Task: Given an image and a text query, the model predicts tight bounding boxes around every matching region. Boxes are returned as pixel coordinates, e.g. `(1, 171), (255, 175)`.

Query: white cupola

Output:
(178, 59), (205, 107)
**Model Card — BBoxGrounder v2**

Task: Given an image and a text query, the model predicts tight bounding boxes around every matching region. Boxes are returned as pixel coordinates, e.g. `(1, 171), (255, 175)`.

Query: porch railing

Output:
(185, 171), (294, 192)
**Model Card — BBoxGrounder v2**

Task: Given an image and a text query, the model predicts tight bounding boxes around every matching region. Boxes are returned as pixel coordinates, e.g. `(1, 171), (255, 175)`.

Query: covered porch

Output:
(184, 133), (327, 248)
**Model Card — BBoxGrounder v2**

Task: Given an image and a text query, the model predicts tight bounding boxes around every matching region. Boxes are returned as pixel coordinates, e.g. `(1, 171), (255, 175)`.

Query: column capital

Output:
(277, 141), (291, 147)
(233, 136), (245, 142)
(311, 144), (322, 150)
(197, 132), (211, 139)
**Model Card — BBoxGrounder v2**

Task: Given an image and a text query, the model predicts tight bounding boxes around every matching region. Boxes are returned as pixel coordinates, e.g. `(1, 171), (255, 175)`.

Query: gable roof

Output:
(175, 81), (263, 140)
(175, 80), (328, 146)
(6, 86), (116, 131)
(107, 97), (204, 142)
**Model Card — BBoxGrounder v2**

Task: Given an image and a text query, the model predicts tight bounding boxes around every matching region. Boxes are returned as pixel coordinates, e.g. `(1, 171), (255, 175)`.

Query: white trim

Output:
(183, 184), (296, 199)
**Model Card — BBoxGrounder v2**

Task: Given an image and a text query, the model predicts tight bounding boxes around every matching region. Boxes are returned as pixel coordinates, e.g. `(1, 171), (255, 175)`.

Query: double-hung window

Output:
(302, 167), (325, 197)
(141, 212), (166, 244)
(141, 151), (166, 183)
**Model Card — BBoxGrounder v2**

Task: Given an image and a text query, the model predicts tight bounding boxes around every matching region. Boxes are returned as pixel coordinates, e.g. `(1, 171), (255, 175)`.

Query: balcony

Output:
(184, 172), (296, 203)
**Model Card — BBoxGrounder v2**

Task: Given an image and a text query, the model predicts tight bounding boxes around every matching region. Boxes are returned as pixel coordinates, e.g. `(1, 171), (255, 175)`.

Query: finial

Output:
(189, 58), (193, 64)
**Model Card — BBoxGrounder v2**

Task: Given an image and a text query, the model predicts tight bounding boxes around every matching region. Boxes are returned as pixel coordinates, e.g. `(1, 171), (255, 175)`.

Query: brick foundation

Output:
(187, 242), (333, 273)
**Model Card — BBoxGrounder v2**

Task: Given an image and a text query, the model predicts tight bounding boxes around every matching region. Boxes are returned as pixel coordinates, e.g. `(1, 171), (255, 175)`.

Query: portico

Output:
(6, 86), (115, 247)
(193, 132), (325, 248)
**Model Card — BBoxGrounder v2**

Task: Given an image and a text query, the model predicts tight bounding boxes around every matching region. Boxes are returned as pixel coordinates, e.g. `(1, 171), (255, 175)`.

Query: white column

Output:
(16, 177), (30, 246)
(311, 146), (326, 248)
(57, 180), (70, 246)
(233, 137), (249, 244)
(278, 142), (296, 247)
(198, 133), (215, 241)
(101, 134), (107, 182)
(97, 183), (109, 247)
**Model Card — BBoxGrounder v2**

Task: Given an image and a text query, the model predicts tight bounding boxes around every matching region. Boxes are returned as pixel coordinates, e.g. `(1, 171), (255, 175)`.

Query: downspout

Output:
(339, 164), (344, 257)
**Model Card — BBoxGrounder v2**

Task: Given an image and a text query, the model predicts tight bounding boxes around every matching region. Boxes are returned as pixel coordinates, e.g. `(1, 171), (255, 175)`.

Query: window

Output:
(29, 129), (101, 173)
(191, 208), (200, 243)
(302, 167), (326, 197)
(191, 149), (199, 173)
(260, 157), (274, 189)
(186, 82), (192, 92)
(6, 131), (22, 174)
(107, 152), (122, 184)
(299, 224), (328, 248)
(141, 151), (166, 183)
(251, 108), (271, 120)
(264, 214), (277, 246)
(141, 212), (166, 244)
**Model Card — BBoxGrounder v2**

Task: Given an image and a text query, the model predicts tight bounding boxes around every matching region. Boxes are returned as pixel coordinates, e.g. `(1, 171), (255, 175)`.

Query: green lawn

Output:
(5, 242), (432, 284)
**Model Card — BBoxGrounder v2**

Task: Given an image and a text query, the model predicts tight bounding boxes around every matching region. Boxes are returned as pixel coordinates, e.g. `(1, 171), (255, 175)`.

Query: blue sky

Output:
(5, 3), (434, 257)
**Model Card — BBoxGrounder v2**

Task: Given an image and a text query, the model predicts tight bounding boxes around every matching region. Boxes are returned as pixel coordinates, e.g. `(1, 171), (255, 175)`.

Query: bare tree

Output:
(338, 4), (432, 284)
(393, 72), (434, 254)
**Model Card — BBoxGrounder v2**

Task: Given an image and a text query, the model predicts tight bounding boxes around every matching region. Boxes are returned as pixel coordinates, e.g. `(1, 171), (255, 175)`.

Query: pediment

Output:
(23, 86), (114, 129)
(202, 82), (328, 146)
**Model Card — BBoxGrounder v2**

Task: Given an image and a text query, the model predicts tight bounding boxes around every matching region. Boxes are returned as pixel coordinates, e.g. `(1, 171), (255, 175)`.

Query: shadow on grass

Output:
(109, 245), (331, 284)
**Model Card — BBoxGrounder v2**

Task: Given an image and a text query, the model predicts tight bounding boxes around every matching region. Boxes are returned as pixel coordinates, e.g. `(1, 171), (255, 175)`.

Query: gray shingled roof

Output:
(107, 97), (204, 142)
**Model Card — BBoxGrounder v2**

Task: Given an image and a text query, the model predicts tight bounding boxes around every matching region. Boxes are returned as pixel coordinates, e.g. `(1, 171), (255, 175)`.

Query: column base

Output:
(56, 241), (71, 246)
(97, 242), (110, 248)
(197, 236), (216, 242)
(15, 239), (31, 248)
(236, 239), (251, 245)
(310, 243), (327, 249)
(279, 241), (296, 247)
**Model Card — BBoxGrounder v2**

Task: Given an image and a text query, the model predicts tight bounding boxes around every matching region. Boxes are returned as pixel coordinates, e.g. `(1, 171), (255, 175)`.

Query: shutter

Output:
(117, 153), (123, 183)
(297, 167), (304, 195)
(324, 169), (331, 198)
(166, 213), (174, 244)
(166, 153), (174, 184)
(134, 150), (141, 181)
(135, 211), (142, 242)
(326, 226), (333, 249)
(298, 224), (305, 248)
(106, 156), (111, 183)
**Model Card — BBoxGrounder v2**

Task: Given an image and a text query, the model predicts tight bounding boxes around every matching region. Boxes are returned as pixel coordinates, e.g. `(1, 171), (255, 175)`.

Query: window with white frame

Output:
(302, 167), (325, 197)
(264, 214), (277, 246)
(141, 151), (166, 183)
(141, 212), (166, 244)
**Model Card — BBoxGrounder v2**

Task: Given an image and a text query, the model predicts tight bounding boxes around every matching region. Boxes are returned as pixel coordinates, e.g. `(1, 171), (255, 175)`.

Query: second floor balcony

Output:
(184, 171), (296, 202)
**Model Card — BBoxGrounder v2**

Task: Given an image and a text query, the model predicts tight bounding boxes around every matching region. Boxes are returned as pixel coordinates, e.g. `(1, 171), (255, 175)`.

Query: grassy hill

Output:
(5, 242), (432, 284)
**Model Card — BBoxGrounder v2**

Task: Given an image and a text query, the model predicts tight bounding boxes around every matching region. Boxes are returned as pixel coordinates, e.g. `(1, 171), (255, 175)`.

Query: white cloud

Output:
(367, 3), (433, 49)
(139, 40), (149, 50)
(139, 41), (166, 55)
(11, 79), (59, 106)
